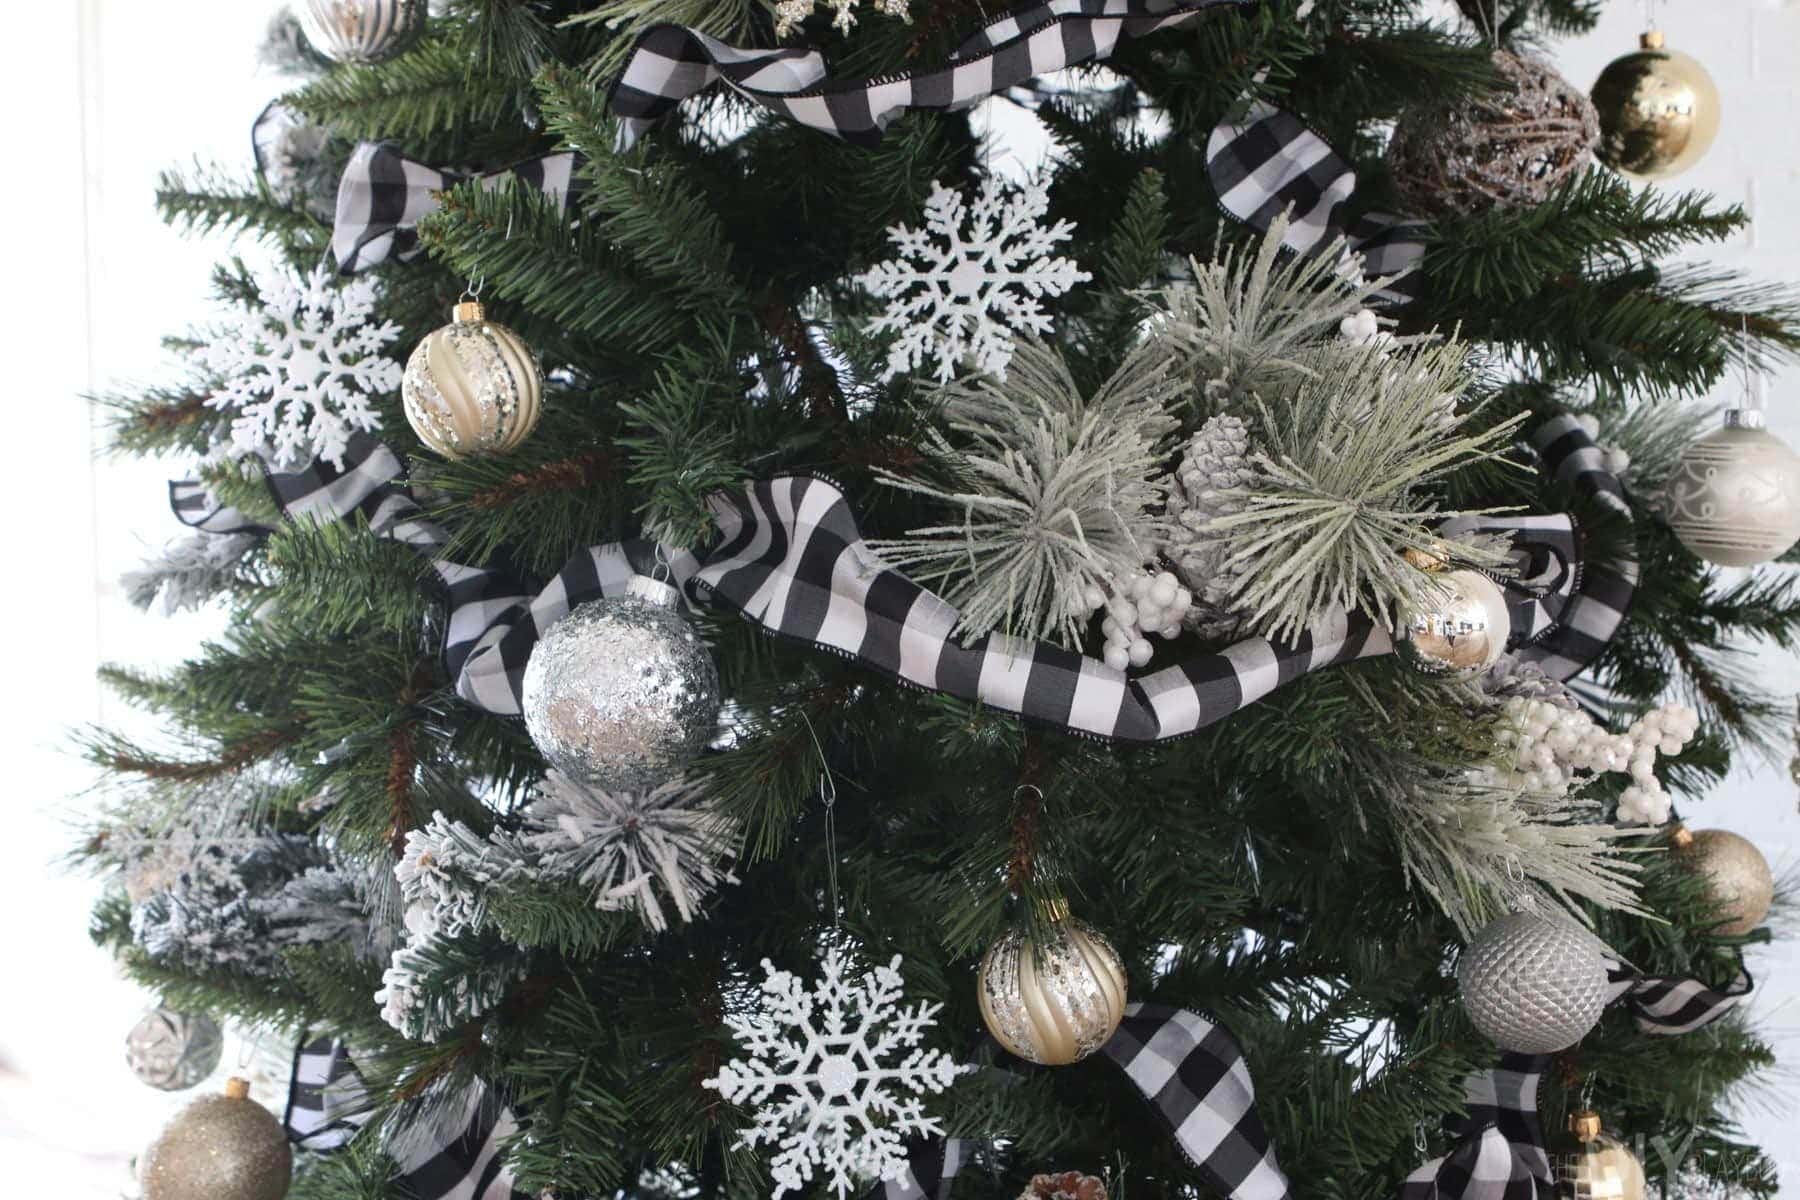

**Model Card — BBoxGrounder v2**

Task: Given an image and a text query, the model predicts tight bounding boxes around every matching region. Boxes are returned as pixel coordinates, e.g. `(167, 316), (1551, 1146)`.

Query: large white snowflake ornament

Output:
(857, 179), (1090, 383)
(200, 264), (403, 469)
(705, 949), (970, 1199)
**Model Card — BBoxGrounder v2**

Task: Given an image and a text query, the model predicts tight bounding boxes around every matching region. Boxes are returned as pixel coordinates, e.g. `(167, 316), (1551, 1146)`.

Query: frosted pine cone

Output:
(1166, 415), (1258, 632)
(1020, 1174), (1107, 1200)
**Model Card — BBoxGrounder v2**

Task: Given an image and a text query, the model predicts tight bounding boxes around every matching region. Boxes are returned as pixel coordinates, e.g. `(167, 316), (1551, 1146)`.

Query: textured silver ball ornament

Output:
(522, 576), (721, 793)
(1663, 410), (1800, 567)
(1458, 912), (1609, 1054)
(139, 1077), (292, 1200)
(1395, 569), (1510, 676)
(402, 300), (543, 459)
(126, 1007), (223, 1092)
(977, 903), (1127, 1065)
(297, 0), (425, 64)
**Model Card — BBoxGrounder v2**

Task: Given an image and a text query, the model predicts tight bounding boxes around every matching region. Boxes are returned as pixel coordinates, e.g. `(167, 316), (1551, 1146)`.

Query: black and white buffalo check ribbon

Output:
(331, 141), (582, 272)
(1606, 960), (1753, 1035)
(608, 0), (1250, 151)
(1401, 1054), (1552, 1200)
(285, 1036), (370, 1150)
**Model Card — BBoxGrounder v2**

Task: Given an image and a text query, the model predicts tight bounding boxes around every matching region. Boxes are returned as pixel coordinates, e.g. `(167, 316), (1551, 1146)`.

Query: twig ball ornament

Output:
(139, 1077), (292, 1200)
(296, 0), (424, 64)
(1387, 50), (1599, 216)
(522, 575), (722, 793)
(1551, 1111), (1647, 1200)
(126, 1007), (223, 1092)
(402, 300), (544, 459)
(1672, 826), (1774, 937)
(1395, 569), (1510, 676)
(1458, 912), (1609, 1054)
(1590, 31), (1720, 181)
(978, 902), (1127, 1065)
(1663, 410), (1800, 567)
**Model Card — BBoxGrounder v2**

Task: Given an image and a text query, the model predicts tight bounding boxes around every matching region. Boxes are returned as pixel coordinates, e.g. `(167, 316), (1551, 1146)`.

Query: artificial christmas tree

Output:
(82, 2), (1797, 1200)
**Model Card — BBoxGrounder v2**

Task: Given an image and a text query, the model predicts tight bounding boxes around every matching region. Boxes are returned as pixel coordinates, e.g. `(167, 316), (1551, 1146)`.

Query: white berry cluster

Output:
(775, 0), (910, 36)
(1071, 570), (1192, 670)
(1490, 697), (1700, 824)
(1338, 308), (1396, 351)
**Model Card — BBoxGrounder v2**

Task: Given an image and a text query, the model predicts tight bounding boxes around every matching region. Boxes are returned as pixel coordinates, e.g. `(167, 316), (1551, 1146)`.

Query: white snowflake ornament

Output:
(705, 949), (969, 1200)
(201, 264), (403, 469)
(776, 0), (910, 36)
(857, 179), (1090, 383)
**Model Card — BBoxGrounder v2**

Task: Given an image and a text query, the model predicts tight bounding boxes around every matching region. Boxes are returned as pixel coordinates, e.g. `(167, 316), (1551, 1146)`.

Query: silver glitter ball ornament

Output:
(1458, 912), (1608, 1054)
(1663, 409), (1800, 567)
(126, 1007), (223, 1092)
(139, 1078), (292, 1200)
(522, 576), (722, 793)
(1395, 569), (1510, 677)
(297, 0), (425, 64)
(402, 300), (544, 459)
(978, 903), (1127, 1065)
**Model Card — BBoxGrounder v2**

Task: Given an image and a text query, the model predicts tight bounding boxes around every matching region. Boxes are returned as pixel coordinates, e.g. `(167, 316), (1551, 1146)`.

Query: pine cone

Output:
(1165, 414), (1258, 629)
(1019, 1173), (1107, 1200)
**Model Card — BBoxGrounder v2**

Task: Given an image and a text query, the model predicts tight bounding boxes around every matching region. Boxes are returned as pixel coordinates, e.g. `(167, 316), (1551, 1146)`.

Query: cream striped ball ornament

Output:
(402, 300), (543, 459)
(297, 0), (425, 64)
(1664, 409), (1800, 566)
(977, 901), (1127, 1065)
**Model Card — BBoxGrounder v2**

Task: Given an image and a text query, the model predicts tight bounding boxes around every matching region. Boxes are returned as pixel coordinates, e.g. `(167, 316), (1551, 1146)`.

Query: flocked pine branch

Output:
(122, 531), (261, 615)
(870, 339), (1182, 645)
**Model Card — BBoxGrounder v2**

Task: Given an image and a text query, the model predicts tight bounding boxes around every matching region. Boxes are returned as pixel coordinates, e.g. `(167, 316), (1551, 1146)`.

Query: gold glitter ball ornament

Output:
(1663, 409), (1800, 567)
(1590, 31), (1720, 181)
(1387, 50), (1599, 217)
(139, 1077), (292, 1200)
(297, 0), (424, 64)
(978, 902), (1127, 1066)
(1394, 569), (1510, 677)
(1551, 1110), (1646, 1200)
(1672, 826), (1774, 937)
(402, 300), (544, 459)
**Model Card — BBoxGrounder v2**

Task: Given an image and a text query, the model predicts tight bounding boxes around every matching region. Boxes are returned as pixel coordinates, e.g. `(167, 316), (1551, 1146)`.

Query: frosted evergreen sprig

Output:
(122, 531), (260, 615)
(870, 340), (1182, 646)
(395, 813), (531, 941)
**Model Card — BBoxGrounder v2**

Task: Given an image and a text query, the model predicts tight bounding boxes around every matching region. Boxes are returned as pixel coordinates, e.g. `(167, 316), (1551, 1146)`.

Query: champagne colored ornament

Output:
(978, 900), (1127, 1066)
(522, 575), (722, 793)
(1663, 409), (1800, 567)
(1395, 568), (1510, 677)
(1671, 826), (1774, 937)
(126, 1007), (223, 1092)
(1551, 1110), (1647, 1200)
(1387, 50), (1599, 216)
(1458, 911), (1608, 1054)
(402, 299), (544, 459)
(297, 0), (425, 64)
(139, 1077), (292, 1200)
(1590, 31), (1720, 181)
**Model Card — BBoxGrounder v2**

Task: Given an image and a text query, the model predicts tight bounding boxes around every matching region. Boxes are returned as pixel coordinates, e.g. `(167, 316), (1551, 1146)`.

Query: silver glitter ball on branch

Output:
(126, 1007), (224, 1092)
(297, 0), (425, 65)
(522, 576), (722, 793)
(402, 300), (544, 459)
(1458, 912), (1608, 1054)
(1663, 409), (1800, 567)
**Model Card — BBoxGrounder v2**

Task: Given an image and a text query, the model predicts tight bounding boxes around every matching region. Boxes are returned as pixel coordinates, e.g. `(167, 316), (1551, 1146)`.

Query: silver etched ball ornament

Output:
(402, 300), (544, 459)
(521, 576), (722, 793)
(1395, 569), (1511, 676)
(1663, 410), (1800, 567)
(297, 0), (425, 65)
(977, 904), (1128, 1066)
(1458, 911), (1608, 1054)
(126, 1007), (224, 1092)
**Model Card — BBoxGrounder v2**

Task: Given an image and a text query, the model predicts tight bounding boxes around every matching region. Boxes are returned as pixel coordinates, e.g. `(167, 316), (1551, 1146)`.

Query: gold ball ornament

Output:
(139, 1077), (292, 1200)
(1394, 569), (1510, 676)
(1672, 826), (1774, 937)
(1387, 50), (1599, 217)
(1551, 1110), (1647, 1200)
(1590, 31), (1720, 181)
(297, 0), (425, 64)
(402, 300), (544, 459)
(978, 902), (1127, 1066)
(1663, 409), (1800, 567)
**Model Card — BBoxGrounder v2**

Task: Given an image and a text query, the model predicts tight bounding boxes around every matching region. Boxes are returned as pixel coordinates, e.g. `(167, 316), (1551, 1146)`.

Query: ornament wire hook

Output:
(461, 274), (486, 304)
(800, 712), (840, 928)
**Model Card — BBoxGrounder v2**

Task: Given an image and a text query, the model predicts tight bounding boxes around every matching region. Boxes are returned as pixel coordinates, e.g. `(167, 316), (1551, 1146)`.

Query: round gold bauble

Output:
(139, 1078), (292, 1200)
(1551, 1110), (1646, 1200)
(978, 905), (1127, 1066)
(1590, 31), (1720, 181)
(1387, 50), (1599, 217)
(1394, 569), (1510, 677)
(1672, 826), (1774, 937)
(297, 0), (425, 64)
(402, 300), (544, 459)
(1663, 409), (1800, 567)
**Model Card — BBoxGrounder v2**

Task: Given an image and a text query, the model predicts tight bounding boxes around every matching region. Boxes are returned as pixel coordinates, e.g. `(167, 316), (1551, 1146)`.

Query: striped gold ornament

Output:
(402, 301), (543, 459)
(1664, 409), (1800, 567)
(297, 0), (425, 65)
(978, 901), (1127, 1065)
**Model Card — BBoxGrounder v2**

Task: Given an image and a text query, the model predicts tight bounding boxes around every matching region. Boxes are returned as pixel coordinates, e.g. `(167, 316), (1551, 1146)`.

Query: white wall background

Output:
(0, 1), (1793, 1195)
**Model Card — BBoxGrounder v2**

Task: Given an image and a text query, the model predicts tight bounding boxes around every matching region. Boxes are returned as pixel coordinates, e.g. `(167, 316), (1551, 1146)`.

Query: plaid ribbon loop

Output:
(1606, 960), (1753, 1035)
(1402, 1055), (1554, 1200)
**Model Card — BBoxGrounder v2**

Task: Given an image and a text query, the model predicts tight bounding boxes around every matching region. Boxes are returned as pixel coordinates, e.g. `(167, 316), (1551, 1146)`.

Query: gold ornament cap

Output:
(453, 299), (486, 324)
(1569, 1109), (1604, 1143)
(1035, 896), (1073, 923)
(1640, 29), (1666, 49)
(1668, 824), (1696, 850)
(224, 1076), (251, 1100)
